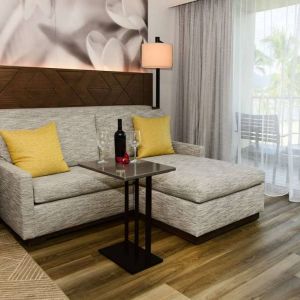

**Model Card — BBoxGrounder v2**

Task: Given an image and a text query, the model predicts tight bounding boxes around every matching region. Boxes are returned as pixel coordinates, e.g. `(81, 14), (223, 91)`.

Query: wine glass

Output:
(128, 130), (141, 163)
(97, 130), (108, 164)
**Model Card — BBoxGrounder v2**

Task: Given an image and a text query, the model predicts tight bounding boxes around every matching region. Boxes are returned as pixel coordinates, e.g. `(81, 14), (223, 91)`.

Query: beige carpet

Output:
(0, 224), (68, 300)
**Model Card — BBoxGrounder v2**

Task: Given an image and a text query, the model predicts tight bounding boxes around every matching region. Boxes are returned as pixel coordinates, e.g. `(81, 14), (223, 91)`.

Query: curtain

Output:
(233, 0), (300, 202)
(174, 0), (233, 161)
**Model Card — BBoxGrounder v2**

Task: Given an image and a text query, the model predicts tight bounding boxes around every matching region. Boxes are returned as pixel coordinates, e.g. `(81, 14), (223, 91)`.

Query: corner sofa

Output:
(0, 105), (264, 241)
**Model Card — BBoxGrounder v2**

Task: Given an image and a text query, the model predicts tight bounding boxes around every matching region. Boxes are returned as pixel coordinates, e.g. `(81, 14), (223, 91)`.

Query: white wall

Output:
(148, 0), (177, 132)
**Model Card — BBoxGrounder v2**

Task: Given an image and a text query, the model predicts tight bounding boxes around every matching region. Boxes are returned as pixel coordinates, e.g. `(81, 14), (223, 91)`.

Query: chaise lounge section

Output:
(141, 152), (264, 242)
(0, 105), (264, 242)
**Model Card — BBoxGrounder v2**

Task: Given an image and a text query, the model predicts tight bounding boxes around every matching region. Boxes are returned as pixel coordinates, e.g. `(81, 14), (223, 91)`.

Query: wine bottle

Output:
(114, 119), (126, 162)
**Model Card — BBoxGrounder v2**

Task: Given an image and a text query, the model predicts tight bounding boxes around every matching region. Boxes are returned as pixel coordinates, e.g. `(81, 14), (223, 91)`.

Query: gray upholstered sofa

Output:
(0, 105), (264, 241)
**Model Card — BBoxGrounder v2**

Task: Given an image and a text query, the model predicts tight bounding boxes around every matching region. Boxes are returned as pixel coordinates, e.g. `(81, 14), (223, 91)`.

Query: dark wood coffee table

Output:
(79, 159), (176, 274)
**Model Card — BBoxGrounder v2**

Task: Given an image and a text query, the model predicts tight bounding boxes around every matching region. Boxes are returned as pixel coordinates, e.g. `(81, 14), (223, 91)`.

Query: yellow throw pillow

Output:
(132, 115), (175, 158)
(0, 122), (69, 177)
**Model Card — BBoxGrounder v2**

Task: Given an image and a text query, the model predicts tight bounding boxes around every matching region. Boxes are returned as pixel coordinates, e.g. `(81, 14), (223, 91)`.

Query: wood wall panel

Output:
(0, 66), (153, 109)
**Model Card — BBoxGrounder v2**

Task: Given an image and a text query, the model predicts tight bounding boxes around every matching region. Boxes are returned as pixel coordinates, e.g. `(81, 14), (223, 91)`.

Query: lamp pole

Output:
(155, 37), (161, 110)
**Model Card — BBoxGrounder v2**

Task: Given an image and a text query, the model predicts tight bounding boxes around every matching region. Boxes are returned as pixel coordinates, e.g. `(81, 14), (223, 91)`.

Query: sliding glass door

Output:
(233, 0), (300, 202)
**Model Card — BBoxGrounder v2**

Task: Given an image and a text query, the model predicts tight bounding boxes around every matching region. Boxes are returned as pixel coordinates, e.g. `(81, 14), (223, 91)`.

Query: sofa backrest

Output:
(94, 106), (164, 157)
(0, 112), (98, 166)
(0, 106), (164, 165)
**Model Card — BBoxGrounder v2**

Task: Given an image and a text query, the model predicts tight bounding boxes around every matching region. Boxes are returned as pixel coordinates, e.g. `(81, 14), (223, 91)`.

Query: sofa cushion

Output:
(132, 115), (175, 158)
(0, 106), (159, 163)
(0, 122), (69, 177)
(33, 166), (123, 204)
(142, 154), (265, 204)
(0, 114), (98, 166)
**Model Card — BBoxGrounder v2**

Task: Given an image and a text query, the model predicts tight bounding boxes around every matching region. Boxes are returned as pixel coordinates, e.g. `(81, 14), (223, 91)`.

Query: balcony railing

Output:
(237, 97), (300, 189)
(252, 96), (300, 145)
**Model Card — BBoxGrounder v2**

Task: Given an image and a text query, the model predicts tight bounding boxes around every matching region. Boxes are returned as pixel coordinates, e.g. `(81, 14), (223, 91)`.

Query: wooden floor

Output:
(24, 195), (300, 300)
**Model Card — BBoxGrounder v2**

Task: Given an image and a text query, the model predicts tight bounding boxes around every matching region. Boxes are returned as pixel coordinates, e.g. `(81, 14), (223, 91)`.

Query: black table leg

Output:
(99, 177), (162, 274)
(145, 176), (152, 260)
(124, 181), (129, 243)
(134, 179), (139, 252)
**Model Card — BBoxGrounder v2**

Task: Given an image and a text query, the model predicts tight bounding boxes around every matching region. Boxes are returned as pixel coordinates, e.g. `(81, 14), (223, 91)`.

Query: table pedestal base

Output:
(99, 241), (163, 274)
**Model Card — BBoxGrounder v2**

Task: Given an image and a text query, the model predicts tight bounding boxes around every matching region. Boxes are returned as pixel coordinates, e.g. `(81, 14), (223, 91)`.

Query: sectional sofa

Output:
(0, 105), (264, 241)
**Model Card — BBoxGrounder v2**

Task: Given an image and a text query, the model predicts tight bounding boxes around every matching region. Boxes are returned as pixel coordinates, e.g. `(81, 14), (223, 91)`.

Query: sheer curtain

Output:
(233, 0), (300, 202)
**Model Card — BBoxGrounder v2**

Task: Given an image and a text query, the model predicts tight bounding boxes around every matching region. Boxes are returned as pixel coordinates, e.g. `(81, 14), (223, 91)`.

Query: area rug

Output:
(0, 223), (68, 300)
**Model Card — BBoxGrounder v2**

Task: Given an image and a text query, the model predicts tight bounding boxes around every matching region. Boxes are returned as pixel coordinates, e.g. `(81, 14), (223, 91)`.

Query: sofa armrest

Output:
(0, 160), (35, 240)
(172, 141), (205, 157)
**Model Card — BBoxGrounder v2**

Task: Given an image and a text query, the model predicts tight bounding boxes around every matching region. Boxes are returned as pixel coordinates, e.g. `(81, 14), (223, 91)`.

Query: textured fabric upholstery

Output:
(0, 138), (10, 162)
(0, 105), (158, 162)
(95, 106), (165, 157)
(132, 115), (175, 158)
(0, 105), (162, 239)
(33, 187), (133, 238)
(142, 154), (265, 204)
(0, 106), (265, 241)
(172, 141), (205, 157)
(95, 105), (164, 134)
(0, 160), (35, 239)
(33, 166), (123, 204)
(0, 113), (98, 166)
(1, 122), (70, 177)
(139, 184), (264, 237)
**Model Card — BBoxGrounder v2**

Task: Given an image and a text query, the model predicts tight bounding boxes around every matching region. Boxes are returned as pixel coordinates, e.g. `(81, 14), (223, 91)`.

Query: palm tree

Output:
(255, 49), (272, 75)
(255, 29), (300, 98)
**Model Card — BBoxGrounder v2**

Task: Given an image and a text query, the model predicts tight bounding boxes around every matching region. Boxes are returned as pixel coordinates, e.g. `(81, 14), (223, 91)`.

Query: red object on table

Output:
(116, 152), (130, 164)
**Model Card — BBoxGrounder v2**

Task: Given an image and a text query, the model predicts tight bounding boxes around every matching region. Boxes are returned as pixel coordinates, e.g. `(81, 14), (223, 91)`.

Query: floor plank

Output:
(214, 254), (300, 300)
(258, 276), (300, 300)
(20, 195), (300, 300)
(132, 284), (190, 300)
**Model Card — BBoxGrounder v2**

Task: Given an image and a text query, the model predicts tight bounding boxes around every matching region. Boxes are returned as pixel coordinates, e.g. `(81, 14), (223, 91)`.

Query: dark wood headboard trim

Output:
(0, 66), (153, 109)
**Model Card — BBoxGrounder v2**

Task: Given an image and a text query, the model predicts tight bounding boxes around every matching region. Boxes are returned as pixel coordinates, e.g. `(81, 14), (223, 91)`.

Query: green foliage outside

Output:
(255, 30), (300, 99)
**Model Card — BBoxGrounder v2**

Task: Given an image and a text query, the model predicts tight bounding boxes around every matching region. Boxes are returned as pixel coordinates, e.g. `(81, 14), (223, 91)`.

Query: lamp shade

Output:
(141, 43), (173, 69)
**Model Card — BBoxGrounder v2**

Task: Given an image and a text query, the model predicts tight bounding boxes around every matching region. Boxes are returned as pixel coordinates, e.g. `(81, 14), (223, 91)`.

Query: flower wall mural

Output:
(0, 0), (148, 71)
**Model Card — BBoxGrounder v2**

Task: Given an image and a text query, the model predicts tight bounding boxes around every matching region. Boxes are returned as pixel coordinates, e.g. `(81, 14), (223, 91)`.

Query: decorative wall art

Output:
(0, 0), (148, 72)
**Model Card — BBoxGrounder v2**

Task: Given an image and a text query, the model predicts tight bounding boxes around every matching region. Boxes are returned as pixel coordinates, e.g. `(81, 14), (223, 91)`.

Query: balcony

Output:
(238, 96), (300, 196)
